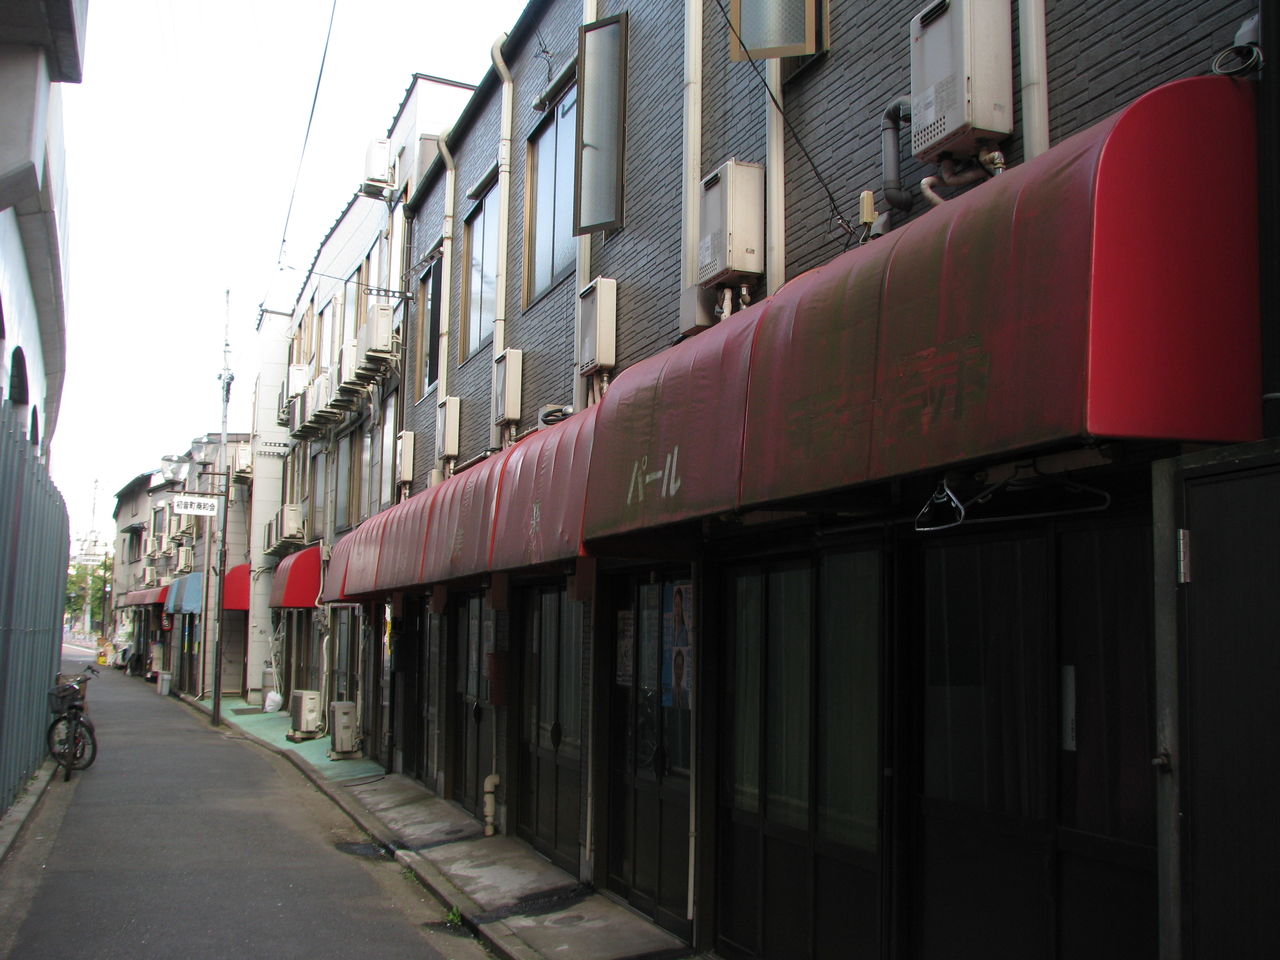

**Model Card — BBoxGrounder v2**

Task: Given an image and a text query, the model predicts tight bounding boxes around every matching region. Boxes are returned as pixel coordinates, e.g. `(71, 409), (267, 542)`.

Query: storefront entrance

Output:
(606, 573), (693, 940)
(906, 521), (1156, 960)
(450, 592), (495, 818)
(717, 548), (883, 960)
(516, 584), (583, 871)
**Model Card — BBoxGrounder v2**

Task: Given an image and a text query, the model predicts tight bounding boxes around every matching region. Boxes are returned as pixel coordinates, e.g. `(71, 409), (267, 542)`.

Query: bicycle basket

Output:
(48, 683), (79, 714)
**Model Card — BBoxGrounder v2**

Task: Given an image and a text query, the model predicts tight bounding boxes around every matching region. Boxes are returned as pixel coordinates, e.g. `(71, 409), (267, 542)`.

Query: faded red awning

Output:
(583, 311), (759, 541)
(421, 449), (509, 584)
(121, 585), (169, 606)
(321, 532), (354, 603)
(491, 405), (598, 571)
(269, 544), (321, 608)
(583, 76), (1258, 535)
(343, 511), (393, 597)
(223, 564), (250, 611)
(373, 488), (435, 591)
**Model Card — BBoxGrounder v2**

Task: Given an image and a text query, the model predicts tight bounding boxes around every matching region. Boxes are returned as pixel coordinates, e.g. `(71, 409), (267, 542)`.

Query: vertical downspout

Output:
(684, 0), (704, 927)
(435, 135), (456, 483)
(765, 58), (785, 295)
(574, 0), (601, 414)
(1019, 0), (1050, 160)
(577, 0), (602, 873)
(490, 36), (515, 449)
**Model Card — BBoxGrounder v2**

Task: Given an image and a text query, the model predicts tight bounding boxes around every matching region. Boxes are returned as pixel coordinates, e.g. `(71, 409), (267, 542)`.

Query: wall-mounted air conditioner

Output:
(145, 536), (161, 558)
(287, 363), (309, 397)
(361, 139), (394, 197)
(909, 0), (1013, 163)
(289, 690), (322, 737)
(396, 431), (415, 484)
(330, 701), (358, 755)
(698, 159), (765, 287)
(276, 503), (304, 540)
(167, 517), (183, 541)
(578, 277), (617, 376)
(142, 565), (158, 585)
(492, 349), (523, 426)
(288, 391), (309, 437)
(336, 340), (366, 393)
(436, 397), (460, 459)
(176, 547), (194, 573)
(358, 303), (396, 366)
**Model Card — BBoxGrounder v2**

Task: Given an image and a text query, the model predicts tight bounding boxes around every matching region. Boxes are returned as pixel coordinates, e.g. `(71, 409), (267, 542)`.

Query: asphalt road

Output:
(0, 656), (493, 960)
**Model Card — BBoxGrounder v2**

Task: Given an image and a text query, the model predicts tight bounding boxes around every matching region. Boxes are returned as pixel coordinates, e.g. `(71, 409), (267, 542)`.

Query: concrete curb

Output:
(172, 690), (546, 960)
(0, 760), (58, 864)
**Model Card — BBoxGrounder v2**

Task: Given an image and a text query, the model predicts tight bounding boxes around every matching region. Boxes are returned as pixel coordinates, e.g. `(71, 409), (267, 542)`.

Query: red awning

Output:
(223, 563), (250, 611)
(491, 404), (598, 571)
(583, 311), (759, 541)
(343, 511), (393, 597)
(122, 585), (169, 606)
(582, 76), (1258, 536)
(269, 544), (321, 608)
(372, 488), (435, 591)
(421, 449), (509, 584)
(321, 532), (355, 603)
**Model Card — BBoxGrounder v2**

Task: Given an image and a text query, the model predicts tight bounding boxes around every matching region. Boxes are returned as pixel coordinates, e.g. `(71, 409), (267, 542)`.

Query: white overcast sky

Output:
(53, 0), (529, 551)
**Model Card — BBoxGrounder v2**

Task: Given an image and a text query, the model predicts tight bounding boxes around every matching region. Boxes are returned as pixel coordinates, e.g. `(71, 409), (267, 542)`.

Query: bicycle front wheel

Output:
(48, 717), (97, 770)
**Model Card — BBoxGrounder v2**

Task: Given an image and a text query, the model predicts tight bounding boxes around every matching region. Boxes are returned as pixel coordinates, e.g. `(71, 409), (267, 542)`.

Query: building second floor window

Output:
(463, 186), (499, 357)
(729, 0), (826, 61)
(575, 14), (628, 235)
(418, 258), (442, 400)
(529, 86), (578, 298)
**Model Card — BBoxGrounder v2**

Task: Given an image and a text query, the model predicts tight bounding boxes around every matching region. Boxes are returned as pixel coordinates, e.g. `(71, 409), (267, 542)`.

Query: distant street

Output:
(0, 652), (492, 960)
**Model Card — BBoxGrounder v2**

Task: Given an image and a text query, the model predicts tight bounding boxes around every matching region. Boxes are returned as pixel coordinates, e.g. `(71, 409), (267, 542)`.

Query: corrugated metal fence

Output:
(0, 403), (69, 817)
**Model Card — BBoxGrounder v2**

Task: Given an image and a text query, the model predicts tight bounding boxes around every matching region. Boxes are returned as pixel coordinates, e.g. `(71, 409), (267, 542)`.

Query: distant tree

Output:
(64, 555), (114, 633)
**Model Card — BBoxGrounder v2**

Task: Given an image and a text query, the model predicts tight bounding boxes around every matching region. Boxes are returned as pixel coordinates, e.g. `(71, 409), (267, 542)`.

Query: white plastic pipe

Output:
(765, 58), (785, 295)
(436, 134), (456, 476)
(1019, 0), (1050, 160)
(574, 0), (601, 413)
(491, 35), (515, 448)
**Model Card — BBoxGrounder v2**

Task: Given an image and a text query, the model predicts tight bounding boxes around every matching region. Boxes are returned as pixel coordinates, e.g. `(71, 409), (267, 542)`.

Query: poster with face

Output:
(662, 581), (694, 709)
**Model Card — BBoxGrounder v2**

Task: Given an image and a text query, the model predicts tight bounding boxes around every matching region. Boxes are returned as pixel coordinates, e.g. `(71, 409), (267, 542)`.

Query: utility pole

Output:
(213, 290), (235, 727)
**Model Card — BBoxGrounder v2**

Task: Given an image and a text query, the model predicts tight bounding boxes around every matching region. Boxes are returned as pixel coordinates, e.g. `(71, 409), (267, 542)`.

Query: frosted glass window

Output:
(575, 15), (627, 234)
(731, 0), (821, 61)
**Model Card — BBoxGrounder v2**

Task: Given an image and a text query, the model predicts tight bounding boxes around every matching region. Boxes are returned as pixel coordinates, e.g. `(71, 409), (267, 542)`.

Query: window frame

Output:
(416, 255), (442, 402)
(461, 185), (499, 359)
(729, 0), (826, 62)
(574, 13), (628, 236)
(526, 84), (579, 302)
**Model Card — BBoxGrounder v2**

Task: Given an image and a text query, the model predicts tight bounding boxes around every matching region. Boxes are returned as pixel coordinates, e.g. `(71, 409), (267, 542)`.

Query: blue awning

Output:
(164, 576), (186, 613)
(180, 572), (204, 614)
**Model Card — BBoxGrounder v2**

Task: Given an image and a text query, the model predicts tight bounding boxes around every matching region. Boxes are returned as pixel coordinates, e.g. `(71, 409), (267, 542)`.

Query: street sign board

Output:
(172, 495), (219, 516)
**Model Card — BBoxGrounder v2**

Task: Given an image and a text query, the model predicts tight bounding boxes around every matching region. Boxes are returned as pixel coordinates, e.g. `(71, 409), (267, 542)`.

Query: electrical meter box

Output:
(910, 0), (1013, 163)
(698, 159), (765, 287)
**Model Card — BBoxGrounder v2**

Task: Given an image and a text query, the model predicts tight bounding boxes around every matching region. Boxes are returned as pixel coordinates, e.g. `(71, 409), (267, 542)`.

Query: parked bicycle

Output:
(48, 664), (98, 781)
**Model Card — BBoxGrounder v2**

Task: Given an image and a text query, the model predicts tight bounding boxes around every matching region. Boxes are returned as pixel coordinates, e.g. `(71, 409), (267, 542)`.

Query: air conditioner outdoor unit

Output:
(358, 303), (396, 366)
(277, 503), (304, 540)
(288, 391), (309, 437)
(167, 517), (183, 540)
(145, 536), (161, 557)
(276, 380), (290, 426)
(337, 340), (366, 392)
(492, 349), (523, 426)
(142, 565), (158, 585)
(264, 518), (277, 553)
(578, 277), (617, 376)
(698, 159), (765, 287)
(176, 547), (194, 573)
(909, 0), (1013, 163)
(329, 701), (359, 756)
(436, 397), (459, 459)
(396, 431), (415, 484)
(361, 138), (394, 196)
(287, 363), (309, 397)
(289, 690), (322, 738)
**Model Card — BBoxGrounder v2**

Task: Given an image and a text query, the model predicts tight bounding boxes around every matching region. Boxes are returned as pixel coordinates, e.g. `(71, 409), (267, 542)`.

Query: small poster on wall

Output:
(616, 609), (634, 687)
(662, 581), (694, 710)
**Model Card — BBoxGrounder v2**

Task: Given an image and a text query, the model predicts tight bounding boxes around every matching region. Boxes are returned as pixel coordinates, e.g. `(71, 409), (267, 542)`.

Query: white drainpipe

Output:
(491, 35), (515, 449)
(765, 58), (785, 295)
(1019, 0), (1050, 160)
(434, 134), (457, 483)
(574, 0), (601, 413)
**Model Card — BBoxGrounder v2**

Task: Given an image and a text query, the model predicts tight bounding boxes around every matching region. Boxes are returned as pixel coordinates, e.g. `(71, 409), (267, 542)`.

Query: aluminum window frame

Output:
(574, 13), (628, 236)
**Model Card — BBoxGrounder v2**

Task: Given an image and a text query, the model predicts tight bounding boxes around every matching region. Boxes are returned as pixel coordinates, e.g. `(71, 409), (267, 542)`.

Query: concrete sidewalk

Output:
(181, 692), (693, 960)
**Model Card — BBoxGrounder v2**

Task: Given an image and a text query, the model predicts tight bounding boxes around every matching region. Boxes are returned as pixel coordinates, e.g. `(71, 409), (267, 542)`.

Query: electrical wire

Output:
(275, 0), (341, 269)
(710, 0), (855, 242)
